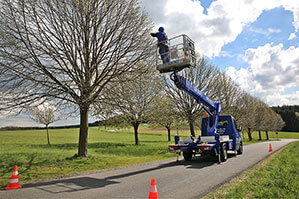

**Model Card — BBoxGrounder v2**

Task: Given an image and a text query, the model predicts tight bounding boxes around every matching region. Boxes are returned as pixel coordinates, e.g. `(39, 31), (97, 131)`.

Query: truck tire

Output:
(183, 150), (192, 161)
(221, 144), (228, 162)
(237, 142), (243, 155)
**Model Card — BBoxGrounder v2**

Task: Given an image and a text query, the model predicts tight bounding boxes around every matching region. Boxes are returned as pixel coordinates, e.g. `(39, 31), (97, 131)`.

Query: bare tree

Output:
(0, 0), (153, 157)
(164, 57), (220, 136)
(233, 92), (257, 141)
(271, 111), (285, 132)
(30, 105), (59, 145)
(257, 104), (285, 140)
(94, 68), (162, 145)
(215, 73), (243, 116)
(252, 99), (268, 140)
(148, 95), (181, 141)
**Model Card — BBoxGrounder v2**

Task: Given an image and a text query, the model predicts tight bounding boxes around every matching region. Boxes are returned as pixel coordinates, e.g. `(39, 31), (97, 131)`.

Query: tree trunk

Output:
(133, 122), (140, 145)
(189, 121), (195, 137)
(78, 106), (89, 157)
(265, 130), (269, 140)
(46, 124), (50, 145)
(258, 130), (261, 140)
(166, 126), (171, 142)
(247, 128), (252, 141)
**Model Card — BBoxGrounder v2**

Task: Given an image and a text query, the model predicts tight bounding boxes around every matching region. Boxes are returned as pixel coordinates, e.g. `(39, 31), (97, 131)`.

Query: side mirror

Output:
(238, 126), (242, 132)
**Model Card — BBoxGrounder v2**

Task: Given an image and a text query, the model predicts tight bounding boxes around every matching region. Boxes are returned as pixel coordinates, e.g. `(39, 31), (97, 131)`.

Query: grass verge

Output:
(203, 141), (299, 199)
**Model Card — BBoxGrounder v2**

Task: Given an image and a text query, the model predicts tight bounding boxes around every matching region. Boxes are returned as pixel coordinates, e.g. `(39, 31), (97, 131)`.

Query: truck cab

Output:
(202, 115), (242, 151)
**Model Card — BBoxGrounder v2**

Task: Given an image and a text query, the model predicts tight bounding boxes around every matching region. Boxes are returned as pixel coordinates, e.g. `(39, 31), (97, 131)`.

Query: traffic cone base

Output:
(149, 178), (158, 199)
(6, 165), (22, 190)
(269, 143), (273, 152)
(5, 184), (22, 190)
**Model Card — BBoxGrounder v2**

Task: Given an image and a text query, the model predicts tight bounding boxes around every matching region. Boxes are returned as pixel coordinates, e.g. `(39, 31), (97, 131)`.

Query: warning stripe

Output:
(150, 185), (157, 193)
(11, 175), (19, 179)
(10, 179), (19, 183)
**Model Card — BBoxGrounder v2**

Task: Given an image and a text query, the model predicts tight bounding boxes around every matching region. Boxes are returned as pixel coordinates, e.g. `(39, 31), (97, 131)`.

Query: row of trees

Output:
(0, 0), (285, 157)
(92, 56), (285, 143)
(28, 58), (286, 146)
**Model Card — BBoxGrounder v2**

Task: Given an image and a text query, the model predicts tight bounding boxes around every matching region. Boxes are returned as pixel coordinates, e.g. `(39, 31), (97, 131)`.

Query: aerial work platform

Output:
(156, 34), (196, 73)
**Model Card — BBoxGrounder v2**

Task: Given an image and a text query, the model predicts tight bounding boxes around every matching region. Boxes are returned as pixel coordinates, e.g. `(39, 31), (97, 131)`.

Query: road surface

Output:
(0, 139), (296, 199)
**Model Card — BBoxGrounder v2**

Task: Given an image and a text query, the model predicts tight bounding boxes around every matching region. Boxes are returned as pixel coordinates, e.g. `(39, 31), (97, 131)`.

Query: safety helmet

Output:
(158, 27), (164, 32)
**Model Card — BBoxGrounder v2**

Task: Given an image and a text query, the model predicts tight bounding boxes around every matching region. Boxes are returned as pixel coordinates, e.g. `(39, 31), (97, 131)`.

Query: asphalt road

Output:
(0, 139), (296, 199)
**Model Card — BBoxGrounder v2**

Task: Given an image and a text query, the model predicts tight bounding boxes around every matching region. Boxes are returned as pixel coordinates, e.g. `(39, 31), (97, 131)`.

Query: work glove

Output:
(150, 33), (156, 37)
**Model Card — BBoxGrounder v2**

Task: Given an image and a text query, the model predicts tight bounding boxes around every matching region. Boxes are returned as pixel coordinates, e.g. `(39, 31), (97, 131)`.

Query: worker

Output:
(150, 27), (170, 64)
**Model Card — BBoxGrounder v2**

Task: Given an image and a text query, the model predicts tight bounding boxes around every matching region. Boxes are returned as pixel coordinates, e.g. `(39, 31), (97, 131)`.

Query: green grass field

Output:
(0, 126), (176, 187)
(0, 126), (298, 188)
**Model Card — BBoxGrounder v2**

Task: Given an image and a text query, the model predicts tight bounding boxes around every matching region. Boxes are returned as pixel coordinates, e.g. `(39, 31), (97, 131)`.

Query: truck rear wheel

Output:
(183, 150), (192, 161)
(237, 142), (243, 155)
(221, 144), (228, 162)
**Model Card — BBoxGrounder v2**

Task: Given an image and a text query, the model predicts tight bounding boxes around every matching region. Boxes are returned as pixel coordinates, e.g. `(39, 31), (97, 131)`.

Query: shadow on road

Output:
(18, 156), (217, 194)
(105, 155), (217, 181)
(21, 177), (119, 193)
(178, 155), (219, 169)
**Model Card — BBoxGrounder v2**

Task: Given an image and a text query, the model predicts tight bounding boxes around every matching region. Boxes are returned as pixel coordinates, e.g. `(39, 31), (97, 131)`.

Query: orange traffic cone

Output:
(6, 165), (22, 190)
(149, 178), (158, 199)
(269, 143), (273, 152)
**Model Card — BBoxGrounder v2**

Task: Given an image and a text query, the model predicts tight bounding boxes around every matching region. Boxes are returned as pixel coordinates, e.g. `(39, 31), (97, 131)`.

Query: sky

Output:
(140, 0), (299, 106)
(0, 0), (298, 127)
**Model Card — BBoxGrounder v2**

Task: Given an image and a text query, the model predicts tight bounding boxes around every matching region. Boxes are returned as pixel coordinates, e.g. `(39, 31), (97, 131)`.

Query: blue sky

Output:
(0, 0), (298, 127)
(211, 7), (296, 70)
(199, 0), (215, 15)
(141, 0), (299, 106)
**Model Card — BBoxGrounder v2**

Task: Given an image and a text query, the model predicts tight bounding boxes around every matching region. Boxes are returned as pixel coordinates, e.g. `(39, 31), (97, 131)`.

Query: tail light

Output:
(200, 146), (210, 151)
(170, 146), (179, 150)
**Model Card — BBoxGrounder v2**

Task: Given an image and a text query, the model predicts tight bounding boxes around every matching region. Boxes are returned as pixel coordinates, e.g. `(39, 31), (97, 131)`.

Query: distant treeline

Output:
(272, 105), (299, 132)
(0, 121), (102, 131)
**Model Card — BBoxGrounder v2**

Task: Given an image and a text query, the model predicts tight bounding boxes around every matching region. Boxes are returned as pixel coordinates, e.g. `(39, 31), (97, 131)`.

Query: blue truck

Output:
(156, 35), (243, 163)
(169, 115), (243, 162)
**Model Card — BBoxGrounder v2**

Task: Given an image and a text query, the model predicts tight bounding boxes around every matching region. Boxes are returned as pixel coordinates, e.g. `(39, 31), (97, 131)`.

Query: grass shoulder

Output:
(203, 141), (299, 199)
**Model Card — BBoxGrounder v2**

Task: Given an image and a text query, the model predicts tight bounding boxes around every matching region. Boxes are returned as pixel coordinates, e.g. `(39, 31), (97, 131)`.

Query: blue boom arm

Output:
(171, 71), (221, 136)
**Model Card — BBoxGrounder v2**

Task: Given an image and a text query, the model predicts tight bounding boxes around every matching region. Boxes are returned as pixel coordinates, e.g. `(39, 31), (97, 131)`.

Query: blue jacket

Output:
(151, 31), (168, 43)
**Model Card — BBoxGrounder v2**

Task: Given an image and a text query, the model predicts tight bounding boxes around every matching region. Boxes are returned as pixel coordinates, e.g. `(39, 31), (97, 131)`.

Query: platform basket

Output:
(156, 34), (196, 73)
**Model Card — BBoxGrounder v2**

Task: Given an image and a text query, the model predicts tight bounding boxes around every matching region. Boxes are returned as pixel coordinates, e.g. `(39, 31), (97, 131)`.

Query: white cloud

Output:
(266, 91), (299, 106)
(140, 0), (299, 57)
(248, 27), (281, 38)
(226, 43), (299, 106)
(0, 112), (82, 127)
(282, 1), (299, 32)
(0, 110), (14, 119)
(0, 114), (37, 127)
(268, 28), (281, 33)
(288, 32), (297, 40)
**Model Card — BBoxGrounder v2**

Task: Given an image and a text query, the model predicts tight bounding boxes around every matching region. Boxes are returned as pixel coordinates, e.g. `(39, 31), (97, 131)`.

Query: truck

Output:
(156, 34), (243, 163)
(169, 114), (243, 162)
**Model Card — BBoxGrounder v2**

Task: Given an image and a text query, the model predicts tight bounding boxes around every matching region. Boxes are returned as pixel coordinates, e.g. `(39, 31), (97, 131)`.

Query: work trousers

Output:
(159, 44), (169, 64)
